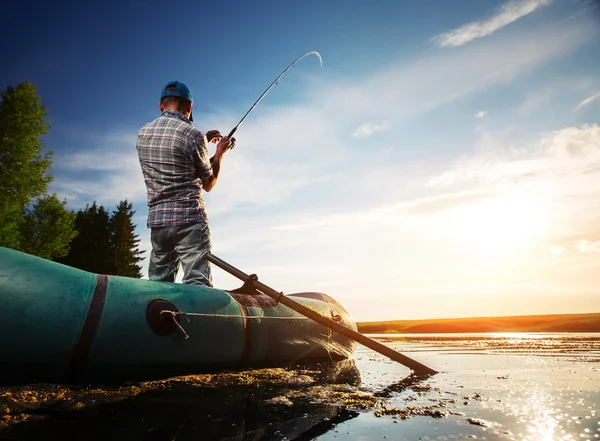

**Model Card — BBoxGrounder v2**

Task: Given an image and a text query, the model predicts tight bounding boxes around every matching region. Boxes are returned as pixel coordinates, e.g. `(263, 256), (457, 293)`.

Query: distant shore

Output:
(356, 312), (600, 334)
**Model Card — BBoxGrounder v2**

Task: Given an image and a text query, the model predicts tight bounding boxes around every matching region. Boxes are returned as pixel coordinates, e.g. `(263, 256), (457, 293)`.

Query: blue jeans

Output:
(148, 221), (212, 286)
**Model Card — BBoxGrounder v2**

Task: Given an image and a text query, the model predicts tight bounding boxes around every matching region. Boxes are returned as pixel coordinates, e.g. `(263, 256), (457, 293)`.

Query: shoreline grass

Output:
(356, 312), (600, 334)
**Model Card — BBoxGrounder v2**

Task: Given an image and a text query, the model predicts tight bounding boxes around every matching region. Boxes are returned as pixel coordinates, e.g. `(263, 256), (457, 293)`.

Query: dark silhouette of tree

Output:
(58, 200), (144, 278)
(58, 202), (112, 273)
(109, 200), (144, 278)
(0, 81), (76, 258)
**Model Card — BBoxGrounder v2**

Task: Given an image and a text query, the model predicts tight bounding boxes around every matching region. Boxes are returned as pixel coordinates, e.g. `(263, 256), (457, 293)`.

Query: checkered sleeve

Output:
(191, 132), (212, 180)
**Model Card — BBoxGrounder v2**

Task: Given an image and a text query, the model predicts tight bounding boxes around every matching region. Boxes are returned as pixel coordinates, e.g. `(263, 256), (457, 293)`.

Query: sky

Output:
(2, 0), (600, 321)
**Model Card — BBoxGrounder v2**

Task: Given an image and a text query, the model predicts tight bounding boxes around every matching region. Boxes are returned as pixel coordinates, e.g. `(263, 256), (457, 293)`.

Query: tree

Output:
(0, 81), (76, 258)
(58, 200), (144, 278)
(109, 200), (144, 278)
(19, 194), (78, 259)
(57, 202), (112, 273)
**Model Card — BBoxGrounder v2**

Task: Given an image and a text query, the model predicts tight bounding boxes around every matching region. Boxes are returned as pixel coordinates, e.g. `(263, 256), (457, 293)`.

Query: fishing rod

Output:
(223, 51), (322, 151)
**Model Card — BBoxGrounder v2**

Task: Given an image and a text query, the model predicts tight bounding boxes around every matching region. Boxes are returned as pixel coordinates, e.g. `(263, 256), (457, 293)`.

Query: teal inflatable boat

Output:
(0, 246), (357, 385)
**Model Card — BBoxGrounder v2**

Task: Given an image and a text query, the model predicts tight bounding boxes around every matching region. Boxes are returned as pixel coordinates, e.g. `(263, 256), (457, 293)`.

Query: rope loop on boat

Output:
(161, 310), (190, 339)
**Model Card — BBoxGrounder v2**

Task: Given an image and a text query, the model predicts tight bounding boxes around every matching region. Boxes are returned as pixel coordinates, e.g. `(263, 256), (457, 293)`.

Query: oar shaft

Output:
(206, 253), (438, 375)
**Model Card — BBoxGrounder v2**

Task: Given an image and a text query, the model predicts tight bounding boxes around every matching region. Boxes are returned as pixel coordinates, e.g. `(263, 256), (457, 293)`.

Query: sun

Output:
(442, 191), (550, 257)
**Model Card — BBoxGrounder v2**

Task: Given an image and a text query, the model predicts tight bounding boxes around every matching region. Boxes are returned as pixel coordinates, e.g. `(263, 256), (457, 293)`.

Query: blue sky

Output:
(2, 0), (600, 321)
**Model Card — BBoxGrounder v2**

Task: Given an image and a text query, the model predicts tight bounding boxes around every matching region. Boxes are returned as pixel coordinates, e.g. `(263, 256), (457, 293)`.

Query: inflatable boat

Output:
(0, 246), (357, 385)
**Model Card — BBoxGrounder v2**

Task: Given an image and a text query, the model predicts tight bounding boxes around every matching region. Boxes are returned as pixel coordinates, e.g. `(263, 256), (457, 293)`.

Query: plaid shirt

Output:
(136, 110), (212, 228)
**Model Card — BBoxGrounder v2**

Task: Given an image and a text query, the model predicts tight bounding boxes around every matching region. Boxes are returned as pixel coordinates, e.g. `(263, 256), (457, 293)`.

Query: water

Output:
(1, 333), (598, 440)
(349, 333), (600, 440)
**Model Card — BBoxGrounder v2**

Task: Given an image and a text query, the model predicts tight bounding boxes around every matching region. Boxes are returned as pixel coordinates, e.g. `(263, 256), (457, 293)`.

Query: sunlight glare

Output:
(443, 191), (550, 256)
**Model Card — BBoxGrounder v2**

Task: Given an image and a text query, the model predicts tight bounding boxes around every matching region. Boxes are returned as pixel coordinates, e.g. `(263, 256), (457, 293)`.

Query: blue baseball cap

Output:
(160, 81), (194, 121)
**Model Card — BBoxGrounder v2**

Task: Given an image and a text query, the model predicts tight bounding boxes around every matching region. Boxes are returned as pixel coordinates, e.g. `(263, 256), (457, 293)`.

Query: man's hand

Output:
(215, 136), (232, 156)
(206, 130), (222, 144)
(202, 136), (232, 192)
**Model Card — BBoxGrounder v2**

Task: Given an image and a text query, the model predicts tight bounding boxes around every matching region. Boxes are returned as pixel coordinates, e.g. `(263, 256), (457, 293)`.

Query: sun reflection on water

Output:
(369, 332), (600, 440)
(519, 389), (560, 441)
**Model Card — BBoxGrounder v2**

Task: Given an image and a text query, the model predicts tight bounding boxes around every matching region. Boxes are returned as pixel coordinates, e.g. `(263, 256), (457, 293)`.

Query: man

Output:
(136, 80), (231, 286)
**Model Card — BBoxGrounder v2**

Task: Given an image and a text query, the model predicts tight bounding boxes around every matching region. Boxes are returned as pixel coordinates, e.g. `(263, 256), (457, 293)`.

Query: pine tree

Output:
(58, 200), (144, 278)
(109, 200), (144, 278)
(57, 202), (112, 273)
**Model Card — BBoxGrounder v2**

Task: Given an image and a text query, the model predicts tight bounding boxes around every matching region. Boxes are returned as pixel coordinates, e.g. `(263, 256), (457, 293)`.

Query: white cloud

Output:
(576, 240), (600, 253)
(514, 88), (553, 117)
(574, 91), (600, 111)
(433, 0), (552, 47)
(49, 131), (147, 209)
(548, 245), (565, 256)
(475, 111), (487, 118)
(352, 121), (390, 138)
(425, 154), (550, 188)
(427, 124), (600, 188)
(200, 107), (347, 216)
(543, 123), (600, 160)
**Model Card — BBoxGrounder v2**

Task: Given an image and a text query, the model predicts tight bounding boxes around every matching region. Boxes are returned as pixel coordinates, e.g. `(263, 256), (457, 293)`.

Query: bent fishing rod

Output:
(221, 51), (322, 151)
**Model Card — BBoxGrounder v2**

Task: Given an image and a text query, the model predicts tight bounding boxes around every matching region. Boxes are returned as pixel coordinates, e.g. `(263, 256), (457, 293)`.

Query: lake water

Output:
(348, 333), (600, 441)
(1, 333), (598, 440)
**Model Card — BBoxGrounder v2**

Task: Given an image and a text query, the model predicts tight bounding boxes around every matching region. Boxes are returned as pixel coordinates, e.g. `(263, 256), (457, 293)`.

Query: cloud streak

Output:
(433, 0), (552, 47)
(577, 240), (600, 253)
(574, 91), (600, 111)
(352, 121), (390, 138)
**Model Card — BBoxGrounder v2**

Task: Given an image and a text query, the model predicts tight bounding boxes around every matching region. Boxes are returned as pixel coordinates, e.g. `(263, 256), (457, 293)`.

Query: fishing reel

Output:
(223, 136), (236, 154)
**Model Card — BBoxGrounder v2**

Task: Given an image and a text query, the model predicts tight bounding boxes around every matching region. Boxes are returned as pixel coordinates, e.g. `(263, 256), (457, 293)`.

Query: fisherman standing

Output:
(136, 81), (231, 286)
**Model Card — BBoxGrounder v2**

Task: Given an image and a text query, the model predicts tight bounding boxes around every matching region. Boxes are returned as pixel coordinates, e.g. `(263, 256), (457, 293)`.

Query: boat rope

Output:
(165, 311), (191, 340)
(161, 310), (309, 320)
(160, 310), (308, 340)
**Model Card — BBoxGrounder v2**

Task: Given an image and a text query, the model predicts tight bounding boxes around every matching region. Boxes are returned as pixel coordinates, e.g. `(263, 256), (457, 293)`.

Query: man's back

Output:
(136, 109), (212, 228)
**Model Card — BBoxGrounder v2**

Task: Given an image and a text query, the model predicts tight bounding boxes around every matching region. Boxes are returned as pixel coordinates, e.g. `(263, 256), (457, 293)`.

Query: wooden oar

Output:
(206, 252), (439, 376)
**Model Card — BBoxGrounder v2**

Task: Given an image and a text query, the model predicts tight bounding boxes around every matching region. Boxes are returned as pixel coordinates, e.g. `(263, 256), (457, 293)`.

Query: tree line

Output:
(0, 81), (143, 278)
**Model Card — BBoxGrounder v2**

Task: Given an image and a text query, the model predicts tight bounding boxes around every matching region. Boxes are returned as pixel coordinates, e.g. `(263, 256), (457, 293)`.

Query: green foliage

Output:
(0, 81), (143, 272)
(19, 194), (78, 259)
(0, 81), (77, 259)
(58, 200), (144, 278)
